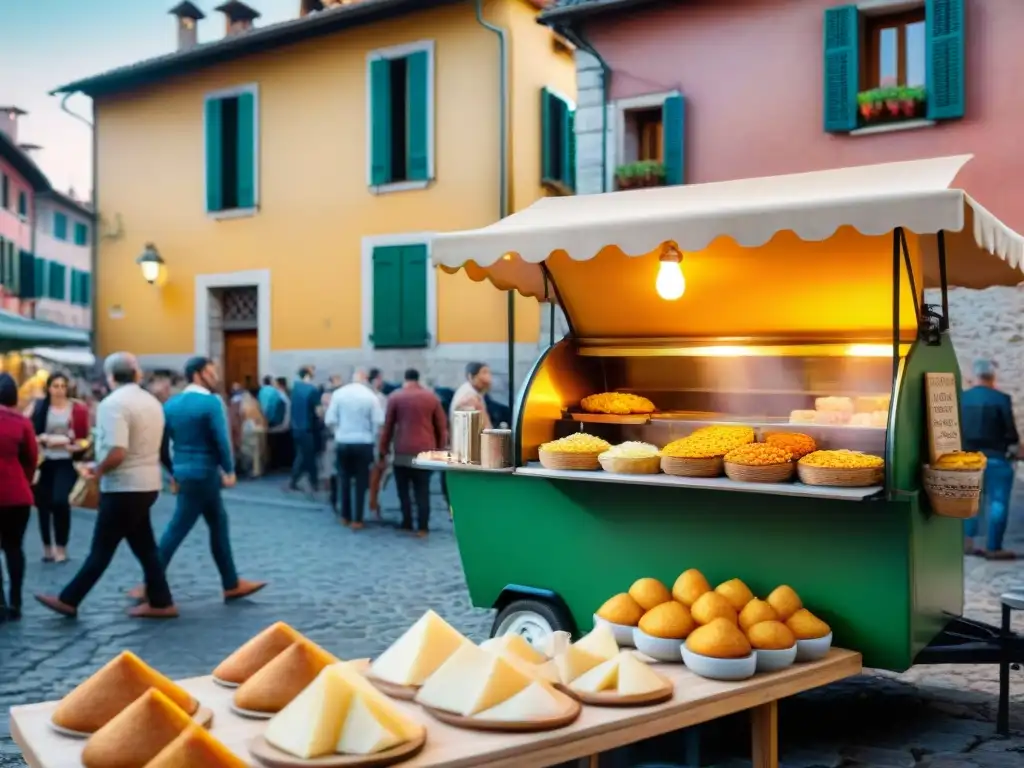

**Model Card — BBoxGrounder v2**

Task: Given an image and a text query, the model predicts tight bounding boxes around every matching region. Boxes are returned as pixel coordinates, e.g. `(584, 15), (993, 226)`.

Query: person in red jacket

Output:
(0, 372), (39, 621)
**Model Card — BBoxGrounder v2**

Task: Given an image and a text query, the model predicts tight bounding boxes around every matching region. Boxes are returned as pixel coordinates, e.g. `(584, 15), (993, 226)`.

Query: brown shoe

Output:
(127, 584), (147, 601)
(340, 518), (351, 527)
(34, 594), (77, 618)
(129, 603), (179, 619)
(416, 531), (429, 539)
(351, 522), (364, 531)
(224, 579), (268, 602)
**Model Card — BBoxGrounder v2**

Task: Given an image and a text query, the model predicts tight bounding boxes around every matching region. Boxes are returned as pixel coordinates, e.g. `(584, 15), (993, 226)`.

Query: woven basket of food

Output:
(538, 432), (611, 471)
(763, 432), (817, 460)
(599, 442), (661, 475)
(923, 452), (986, 519)
(660, 455), (723, 477)
(723, 443), (795, 483)
(797, 450), (884, 487)
(659, 426), (754, 478)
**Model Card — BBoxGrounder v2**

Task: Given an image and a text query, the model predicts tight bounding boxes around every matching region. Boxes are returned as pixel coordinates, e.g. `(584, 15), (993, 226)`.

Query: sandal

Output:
(985, 550), (1017, 561)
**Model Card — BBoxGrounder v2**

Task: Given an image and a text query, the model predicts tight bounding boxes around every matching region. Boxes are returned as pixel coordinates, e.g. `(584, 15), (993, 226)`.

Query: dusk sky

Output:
(1, 1), (296, 197)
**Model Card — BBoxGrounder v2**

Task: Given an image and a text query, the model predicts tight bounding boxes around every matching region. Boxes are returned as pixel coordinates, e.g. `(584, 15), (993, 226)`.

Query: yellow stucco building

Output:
(55, 0), (576, 394)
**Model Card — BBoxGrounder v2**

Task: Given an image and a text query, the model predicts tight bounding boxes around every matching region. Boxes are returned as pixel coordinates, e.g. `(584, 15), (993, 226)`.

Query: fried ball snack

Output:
(799, 450), (884, 469)
(747, 620), (796, 651)
(596, 593), (644, 627)
(685, 618), (752, 659)
(765, 585), (803, 622)
(638, 601), (696, 640)
(540, 432), (612, 454)
(786, 609), (831, 640)
(580, 392), (656, 415)
(934, 451), (987, 471)
(628, 578), (673, 611)
(764, 432), (817, 460)
(714, 578), (754, 612)
(672, 569), (711, 607)
(690, 591), (738, 626)
(723, 443), (793, 466)
(738, 599), (779, 632)
(661, 426), (755, 459)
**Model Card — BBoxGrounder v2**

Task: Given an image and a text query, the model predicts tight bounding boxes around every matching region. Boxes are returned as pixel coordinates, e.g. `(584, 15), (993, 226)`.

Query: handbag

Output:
(68, 466), (100, 510)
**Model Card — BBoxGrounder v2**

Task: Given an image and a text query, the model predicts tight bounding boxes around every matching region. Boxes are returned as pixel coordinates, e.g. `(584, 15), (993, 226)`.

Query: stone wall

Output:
(574, 50), (607, 196)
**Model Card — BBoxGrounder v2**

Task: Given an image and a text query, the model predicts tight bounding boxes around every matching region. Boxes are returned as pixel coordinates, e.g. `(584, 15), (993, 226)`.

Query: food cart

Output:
(425, 155), (1024, 731)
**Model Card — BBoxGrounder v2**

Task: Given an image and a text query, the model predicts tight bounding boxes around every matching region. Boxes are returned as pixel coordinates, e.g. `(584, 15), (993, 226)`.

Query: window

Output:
(613, 93), (686, 189)
(0, 237), (8, 290)
(368, 42), (433, 189)
(540, 88), (575, 193)
(70, 268), (91, 306)
(17, 250), (35, 299)
(370, 243), (429, 348)
(74, 221), (89, 246)
(0, 174), (8, 209)
(205, 85), (258, 213)
(17, 191), (27, 219)
(823, 0), (965, 133)
(34, 257), (47, 299)
(54, 211), (68, 240)
(47, 261), (67, 301)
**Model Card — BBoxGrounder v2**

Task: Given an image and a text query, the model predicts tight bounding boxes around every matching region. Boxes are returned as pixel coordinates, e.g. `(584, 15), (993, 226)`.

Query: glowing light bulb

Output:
(656, 257), (685, 300)
(140, 261), (161, 284)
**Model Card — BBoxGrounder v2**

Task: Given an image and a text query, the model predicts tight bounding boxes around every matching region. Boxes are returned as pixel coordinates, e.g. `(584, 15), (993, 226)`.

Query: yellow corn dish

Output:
(661, 425), (755, 459)
(933, 451), (987, 471)
(600, 441), (660, 459)
(724, 443), (793, 466)
(540, 432), (612, 454)
(764, 432), (817, 459)
(580, 392), (656, 415)
(799, 450), (884, 469)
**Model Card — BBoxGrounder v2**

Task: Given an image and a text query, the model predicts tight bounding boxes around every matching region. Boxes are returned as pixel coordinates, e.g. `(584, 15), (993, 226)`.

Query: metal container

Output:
(481, 428), (512, 469)
(451, 410), (483, 464)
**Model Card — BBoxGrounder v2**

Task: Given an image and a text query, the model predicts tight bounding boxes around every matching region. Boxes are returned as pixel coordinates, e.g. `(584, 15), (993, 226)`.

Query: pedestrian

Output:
(35, 352), (178, 619)
(325, 369), (385, 529)
(267, 376), (292, 472)
(963, 359), (1020, 560)
(367, 367), (390, 518)
(321, 380), (340, 511)
(450, 362), (493, 429)
(0, 372), (38, 622)
(128, 357), (266, 604)
(289, 366), (321, 494)
(378, 368), (448, 537)
(29, 372), (90, 563)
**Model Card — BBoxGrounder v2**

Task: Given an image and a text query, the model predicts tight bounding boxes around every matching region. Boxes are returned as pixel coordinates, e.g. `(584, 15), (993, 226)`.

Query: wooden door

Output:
(224, 330), (259, 392)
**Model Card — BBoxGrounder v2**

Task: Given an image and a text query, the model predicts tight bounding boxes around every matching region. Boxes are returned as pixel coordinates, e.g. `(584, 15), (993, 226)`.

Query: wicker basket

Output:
(797, 463), (883, 487)
(725, 461), (795, 484)
(661, 455), (724, 478)
(539, 449), (602, 471)
(922, 465), (982, 519)
(599, 455), (662, 475)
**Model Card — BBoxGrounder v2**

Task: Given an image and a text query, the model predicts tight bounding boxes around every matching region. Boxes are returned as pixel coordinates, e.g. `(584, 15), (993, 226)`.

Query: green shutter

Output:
(561, 103), (575, 191)
(823, 5), (859, 132)
(70, 269), (78, 305)
(236, 91), (257, 208)
(81, 271), (91, 307)
(399, 245), (429, 347)
(205, 98), (224, 212)
(541, 88), (554, 183)
(19, 251), (36, 299)
(34, 258), (48, 300)
(17, 191), (27, 218)
(0, 237), (6, 287)
(3, 241), (14, 292)
(926, 0), (965, 120)
(48, 261), (66, 301)
(370, 58), (393, 186)
(73, 222), (88, 246)
(406, 51), (430, 182)
(54, 212), (68, 240)
(663, 94), (686, 185)
(371, 246), (403, 347)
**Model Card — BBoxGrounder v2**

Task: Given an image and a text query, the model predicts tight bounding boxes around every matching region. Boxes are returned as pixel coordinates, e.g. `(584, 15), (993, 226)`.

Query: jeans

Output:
(291, 430), (319, 489)
(0, 506), (30, 609)
(36, 458), (76, 547)
(336, 443), (373, 523)
(158, 476), (239, 591)
(965, 457), (1016, 551)
(394, 466), (432, 532)
(60, 491), (173, 609)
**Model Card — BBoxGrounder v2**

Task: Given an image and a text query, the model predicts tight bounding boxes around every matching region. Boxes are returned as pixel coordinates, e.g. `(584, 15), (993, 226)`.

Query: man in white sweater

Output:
(324, 369), (385, 529)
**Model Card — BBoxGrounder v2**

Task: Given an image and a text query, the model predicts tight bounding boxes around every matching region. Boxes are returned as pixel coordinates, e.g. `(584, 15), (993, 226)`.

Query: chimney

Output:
(0, 106), (26, 145)
(215, 1), (261, 36)
(169, 2), (205, 51)
(300, 0), (325, 16)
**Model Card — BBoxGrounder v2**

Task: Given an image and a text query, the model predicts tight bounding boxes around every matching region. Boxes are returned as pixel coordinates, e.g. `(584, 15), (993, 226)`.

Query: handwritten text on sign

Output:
(925, 372), (962, 463)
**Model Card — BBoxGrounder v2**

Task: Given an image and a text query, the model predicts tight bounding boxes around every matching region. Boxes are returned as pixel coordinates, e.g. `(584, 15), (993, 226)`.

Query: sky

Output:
(0, 0), (297, 197)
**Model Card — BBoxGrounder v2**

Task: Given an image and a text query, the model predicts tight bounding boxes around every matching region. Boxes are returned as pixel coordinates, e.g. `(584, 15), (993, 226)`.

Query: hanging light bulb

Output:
(656, 244), (685, 300)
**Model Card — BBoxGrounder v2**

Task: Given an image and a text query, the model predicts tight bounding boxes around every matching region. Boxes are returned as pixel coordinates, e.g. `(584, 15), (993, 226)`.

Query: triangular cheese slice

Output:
(328, 662), (422, 742)
(476, 681), (565, 721)
(81, 689), (193, 768)
(415, 644), (532, 717)
(541, 631), (572, 658)
(491, 648), (561, 685)
(536, 659), (562, 685)
(370, 610), (467, 686)
(617, 652), (667, 696)
(145, 724), (246, 768)
(480, 635), (548, 665)
(553, 645), (603, 684)
(264, 666), (352, 759)
(52, 652), (198, 733)
(574, 624), (619, 661)
(213, 622), (303, 685)
(336, 693), (403, 755)
(570, 655), (619, 694)
(234, 640), (338, 714)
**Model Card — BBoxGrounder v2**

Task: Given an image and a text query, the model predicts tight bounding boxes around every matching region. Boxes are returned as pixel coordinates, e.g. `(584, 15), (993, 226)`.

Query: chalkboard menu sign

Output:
(925, 372), (962, 464)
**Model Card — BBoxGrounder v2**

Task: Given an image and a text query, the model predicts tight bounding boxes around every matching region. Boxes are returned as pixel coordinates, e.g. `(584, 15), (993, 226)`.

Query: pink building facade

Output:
(0, 149), (36, 314)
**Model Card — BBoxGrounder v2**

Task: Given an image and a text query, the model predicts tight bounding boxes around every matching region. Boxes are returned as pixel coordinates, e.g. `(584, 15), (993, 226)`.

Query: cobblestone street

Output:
(1, 476), (1023, 767)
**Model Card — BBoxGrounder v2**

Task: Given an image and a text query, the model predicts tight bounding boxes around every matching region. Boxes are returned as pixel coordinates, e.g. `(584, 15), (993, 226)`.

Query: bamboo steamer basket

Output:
(922, 465), (983, 519)
(724, 461), (795, 484)
(539, 449), (602, 471)
(599, 454), (662, 475)
(797, 463), (883, 487)
(661, 455), (724, 478)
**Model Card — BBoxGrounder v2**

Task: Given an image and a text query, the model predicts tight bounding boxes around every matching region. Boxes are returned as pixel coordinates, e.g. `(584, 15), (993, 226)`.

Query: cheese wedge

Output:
(415, 644), (532, 717)
(574, 624), (619, 661)
(553, 644), (603, 684)
(234, 640), (338, 714)
(328, 662), (422, 743)
(617, 652), (668, 696)
(541, 631), (572, 658)
(264, 666), (352, 759)
(336, 693), (403, 755)
(213, 622), (303, 685)
(536, 659), (562, 685)
(370, 610), (468, 686)
(495, 651), (562, 685)
(52, 652), (198, 734)
(570, 656), (619, 694)
(82, 689), (193, 768)
(476, 681), (566, 721)
(480, 634), (548, 665)
(145, 724), (246, 768)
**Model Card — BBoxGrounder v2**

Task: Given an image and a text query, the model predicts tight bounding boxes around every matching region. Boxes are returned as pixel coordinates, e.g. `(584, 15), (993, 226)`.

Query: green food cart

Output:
(425, 155), (1024, 731)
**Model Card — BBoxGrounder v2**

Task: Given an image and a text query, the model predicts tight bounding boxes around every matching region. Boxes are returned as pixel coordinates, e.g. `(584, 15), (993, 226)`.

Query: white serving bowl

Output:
(593, 615), (636, 647)
(754, 644), (797, 673)
(681, 646), (757, 681)
(795, 632), (833, 662)
(631, 627), (684, 662)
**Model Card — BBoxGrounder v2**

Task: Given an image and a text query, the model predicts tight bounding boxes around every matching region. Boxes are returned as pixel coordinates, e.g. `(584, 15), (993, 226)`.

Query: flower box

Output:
(856, 86), (927, 128)
(615, 160), (666, 190)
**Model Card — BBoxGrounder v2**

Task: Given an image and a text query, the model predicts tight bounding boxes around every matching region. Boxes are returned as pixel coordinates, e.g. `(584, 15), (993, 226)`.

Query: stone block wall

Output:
(574, 50), (607, 196)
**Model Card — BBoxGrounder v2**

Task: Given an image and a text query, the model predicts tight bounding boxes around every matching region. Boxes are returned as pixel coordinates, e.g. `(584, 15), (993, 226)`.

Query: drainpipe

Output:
(474, 0), (515, 418)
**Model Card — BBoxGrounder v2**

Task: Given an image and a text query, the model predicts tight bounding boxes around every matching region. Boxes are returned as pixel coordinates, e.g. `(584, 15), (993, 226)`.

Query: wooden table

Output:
(10, 649), (861, 768)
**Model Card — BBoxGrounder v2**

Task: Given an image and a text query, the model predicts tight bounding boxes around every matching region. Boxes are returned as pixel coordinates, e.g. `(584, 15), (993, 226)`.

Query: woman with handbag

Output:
(29, 372), (89, 563)
(0, 372), (38, 621)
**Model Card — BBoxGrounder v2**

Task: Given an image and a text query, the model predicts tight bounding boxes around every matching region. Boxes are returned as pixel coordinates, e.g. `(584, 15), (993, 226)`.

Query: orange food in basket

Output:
(723, 443), (792, 467)
(764, 432), (817, 459)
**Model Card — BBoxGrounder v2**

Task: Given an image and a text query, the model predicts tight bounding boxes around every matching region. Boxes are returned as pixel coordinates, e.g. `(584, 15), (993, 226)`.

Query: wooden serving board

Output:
(569, 413), (651, 425)
(48, 706), (214, 738)
(366, 677), (419, 701)
(419, 689), (581, 733)
(570, 683), (674, 708)
(248, 728), (426, 768)
(231, 704), (274, 720)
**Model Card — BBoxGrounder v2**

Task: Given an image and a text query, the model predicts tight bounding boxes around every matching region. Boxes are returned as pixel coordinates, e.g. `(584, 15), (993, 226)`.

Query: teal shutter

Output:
(54, 212), (68, 240)
(399, 245), (429, 347)
(370, 58), (393, 185)
(925, 0), (965, 120)
(561, 103), (575, 190)
(17, 191), (27, 218)
(406, 51), (430, 182)
(70, 269), (79, 304)
(371, 246), (403, 347)
(0, 237), (5, 287)
(205, 98), (224, 212)
(236, 91), (256, 208)
(34, 257), (47, 299)
(541, 88), (554, 183)
(19, 251), (36, 299)
(48, 261), (67, 301)
(81, 271), (91, 307)
(663, 94), (686, 185)
(823, 5), (859, 132)
(73, 222), (88, 246)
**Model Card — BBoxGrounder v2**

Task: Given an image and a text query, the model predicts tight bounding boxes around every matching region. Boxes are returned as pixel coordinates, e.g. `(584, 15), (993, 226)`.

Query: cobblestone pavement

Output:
(1, 475), (1023, 767)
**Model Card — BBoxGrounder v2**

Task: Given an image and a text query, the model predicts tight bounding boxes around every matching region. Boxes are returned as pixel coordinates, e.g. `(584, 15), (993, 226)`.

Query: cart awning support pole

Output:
(937, 230), (950, 331)
(892, 227), (902, 386)
(507, 290), (515, 417)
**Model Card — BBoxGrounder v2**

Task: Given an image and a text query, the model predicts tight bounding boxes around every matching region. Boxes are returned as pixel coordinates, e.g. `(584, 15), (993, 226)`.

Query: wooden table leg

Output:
(751, 700), (778, 768)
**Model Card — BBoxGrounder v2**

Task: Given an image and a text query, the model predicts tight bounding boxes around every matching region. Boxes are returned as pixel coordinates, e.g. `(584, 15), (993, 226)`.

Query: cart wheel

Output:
(491, 599), (573, 648)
